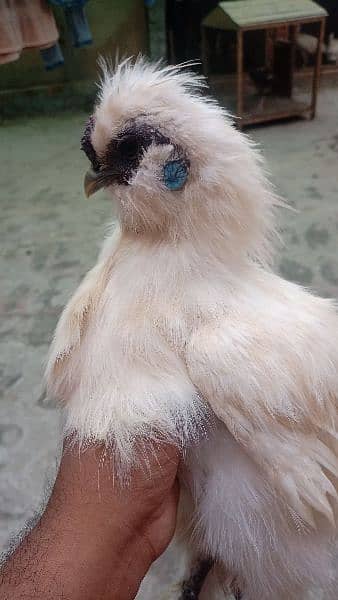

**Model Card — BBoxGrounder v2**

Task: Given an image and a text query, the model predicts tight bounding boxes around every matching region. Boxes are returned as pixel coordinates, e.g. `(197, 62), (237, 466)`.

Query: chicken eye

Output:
(117, 135), (141, 160)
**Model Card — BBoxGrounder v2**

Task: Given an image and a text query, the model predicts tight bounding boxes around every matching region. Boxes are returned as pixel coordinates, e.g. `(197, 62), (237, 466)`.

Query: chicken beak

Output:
(84, 168), (104, 198)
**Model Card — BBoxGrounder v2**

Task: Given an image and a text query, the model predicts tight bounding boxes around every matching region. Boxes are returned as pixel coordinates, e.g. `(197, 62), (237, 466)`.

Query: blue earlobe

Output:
(163, 159), (188, 191)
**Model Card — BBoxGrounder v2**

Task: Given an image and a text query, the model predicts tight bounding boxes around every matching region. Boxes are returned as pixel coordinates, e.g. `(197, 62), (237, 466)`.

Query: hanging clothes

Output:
(0, 0), (62, 66)
(48, 0), (92, 48)
(40, 42), (64, 70)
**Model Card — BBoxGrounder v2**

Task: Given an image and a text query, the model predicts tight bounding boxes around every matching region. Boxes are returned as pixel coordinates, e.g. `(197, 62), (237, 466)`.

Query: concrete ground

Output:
(1, 79), (338, 598)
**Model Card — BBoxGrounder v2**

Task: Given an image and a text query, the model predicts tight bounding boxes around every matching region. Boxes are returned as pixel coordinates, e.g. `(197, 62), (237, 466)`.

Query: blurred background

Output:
(1, 0), (338, 597)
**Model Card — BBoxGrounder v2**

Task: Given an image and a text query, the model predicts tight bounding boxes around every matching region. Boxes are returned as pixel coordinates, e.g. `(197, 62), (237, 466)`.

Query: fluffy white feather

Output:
(46, 57), (338, 599)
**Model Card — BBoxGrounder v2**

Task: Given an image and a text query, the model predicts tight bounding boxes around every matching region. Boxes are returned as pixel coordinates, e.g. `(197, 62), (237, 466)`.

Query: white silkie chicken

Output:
(46, 58), (338, 599)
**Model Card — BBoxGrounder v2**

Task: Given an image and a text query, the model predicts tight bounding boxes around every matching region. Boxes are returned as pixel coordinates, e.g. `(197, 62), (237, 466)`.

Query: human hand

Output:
(58, 438), (181, 562)
(0, 438), (181, 600)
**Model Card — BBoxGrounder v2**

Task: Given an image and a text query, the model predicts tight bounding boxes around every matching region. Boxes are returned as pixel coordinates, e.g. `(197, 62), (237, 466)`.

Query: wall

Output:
(148, 0), (166, 60)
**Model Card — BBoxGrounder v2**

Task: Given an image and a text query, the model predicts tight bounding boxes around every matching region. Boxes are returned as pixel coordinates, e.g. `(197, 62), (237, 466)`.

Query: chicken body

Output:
(47, 59), (338, 598)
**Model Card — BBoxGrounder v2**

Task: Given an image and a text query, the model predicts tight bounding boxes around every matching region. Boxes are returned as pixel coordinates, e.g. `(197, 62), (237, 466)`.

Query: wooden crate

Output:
(202, 0), (327, 127)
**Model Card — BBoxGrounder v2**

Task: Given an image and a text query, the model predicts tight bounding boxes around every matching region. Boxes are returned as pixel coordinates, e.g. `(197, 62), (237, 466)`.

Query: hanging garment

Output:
(40, 42), (64, 69)
(0, 0), (63, 66)
(48, 0), (92, 47)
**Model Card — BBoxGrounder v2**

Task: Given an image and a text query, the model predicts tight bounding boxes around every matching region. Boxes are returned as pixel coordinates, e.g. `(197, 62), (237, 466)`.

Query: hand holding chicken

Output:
(47, 59), (338, 599)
